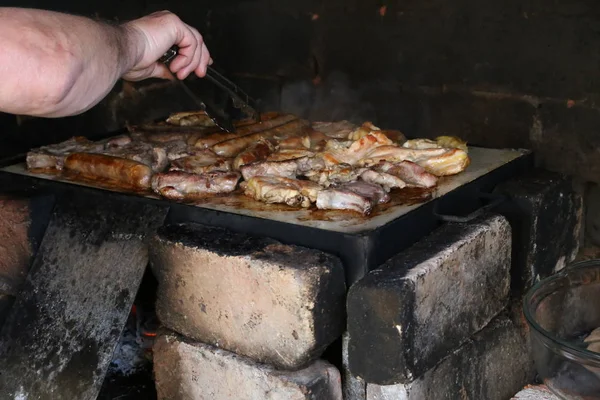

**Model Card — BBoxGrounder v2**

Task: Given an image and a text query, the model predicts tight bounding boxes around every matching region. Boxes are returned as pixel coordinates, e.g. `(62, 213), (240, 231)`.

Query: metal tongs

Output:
(158, 46), (260, 132)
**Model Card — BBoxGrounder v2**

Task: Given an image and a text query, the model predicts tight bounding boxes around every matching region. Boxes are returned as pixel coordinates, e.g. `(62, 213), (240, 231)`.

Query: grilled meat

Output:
(166, 111), (216, 127)
(99, 140), (169, 173)
(193, 114), (298, 149)
(417, 148), (470, 176)
(321, 131), (394, 166)
(232, 139), (275, 170)
(64, 153), (153, 189)
(26, 136), (105, 171)
(375, 161), (438, 188)
(359, 170), (406, 192)
(316, 181), (390, 215)
(151, 171), (241, 200)
(240, 159), (299, 181)
(169, 150), (232, 174)
(311, 120), (357, 139)
(303, 164), (365, 187)
(243, 176), (321, 208)
(267, 149), (315, 162)
(212, 119), (309, 157)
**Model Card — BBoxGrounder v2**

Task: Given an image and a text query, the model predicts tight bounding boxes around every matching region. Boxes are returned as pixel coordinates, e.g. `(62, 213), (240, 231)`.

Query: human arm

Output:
(0, 8), (211, 117)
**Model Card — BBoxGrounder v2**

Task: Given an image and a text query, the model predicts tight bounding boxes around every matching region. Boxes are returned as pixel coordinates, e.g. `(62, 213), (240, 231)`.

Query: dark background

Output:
(1, 0), (600, 182)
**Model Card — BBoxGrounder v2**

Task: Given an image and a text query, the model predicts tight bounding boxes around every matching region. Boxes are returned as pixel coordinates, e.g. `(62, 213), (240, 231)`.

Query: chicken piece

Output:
(312, 120), (357, 139)
(240, 160), (299, 181)
(359, 170), (406, 192)
(316, 190), (372, 215)
(435, 136), (468, 152)
(402, 138), (441, 150)
(26, 136), (105, 171)
(303, 164), (365, 187)
(358, 146), (448, 166)
(169, 150), (232, 174)
(348, 122), (380, 140)
(278, 128), (328, 151)
(104, 135), (133, 148)
(151, 171), (241, 200)
(166, 111), (216, 127)
(232, 139), (275, 170)
(319, 131), (394, 167)
(376, 161), (438, 188)
(243, 176), (321, 208)
(342, 181), (390, 205)
(267, 149), (315, 162)
(417, 148), (470, 176)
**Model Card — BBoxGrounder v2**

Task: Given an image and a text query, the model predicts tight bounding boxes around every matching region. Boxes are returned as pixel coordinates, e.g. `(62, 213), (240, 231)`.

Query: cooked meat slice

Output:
(267, 149), (315, 162)
(100, 141), (169, 172)
(240, 160), (299, 181)
(26, 136), (105, 171)
(232, 139), (275, 170)
(417, 148), (470, 176)
(151, 171), (241, 200)
(194, 114), (299, 149)
(303, 164), (365, 187)
(243, 176), (320, 208)
(341, 181), (390, 205)
(169, 151), (232, 174)
(212, 119), (309, 157)
(348, 122), (381, 140)
(312, 120), (357, 139)
(376, 161), (438, 188)
(359, 170), (406, 192)
(316, 189), (373, 215)
(166, 111), (216, 127)
(130, 131), (205, 146)
(296, 156), (326, 175)
(64, 153), (153, 189)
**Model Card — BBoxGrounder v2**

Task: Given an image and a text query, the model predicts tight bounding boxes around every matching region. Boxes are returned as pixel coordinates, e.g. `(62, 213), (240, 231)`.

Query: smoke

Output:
(279, 71), (378, 124)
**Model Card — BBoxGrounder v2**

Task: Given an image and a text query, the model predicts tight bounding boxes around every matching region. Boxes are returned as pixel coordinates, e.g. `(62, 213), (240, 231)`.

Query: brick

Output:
(0, 196), (33, 288)
(366, 317), (535, 400)
(341, 332), (366, 400)
(153, 329), (343, 400)
(149, 223), (346, 370)
(347, 214), (511, 385)
(512, 385), (561, 400)
(495, 169), (582, 294)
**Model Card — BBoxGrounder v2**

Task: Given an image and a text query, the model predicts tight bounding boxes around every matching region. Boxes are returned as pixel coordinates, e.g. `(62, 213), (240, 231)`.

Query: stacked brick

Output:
(149, 223), (346, 399)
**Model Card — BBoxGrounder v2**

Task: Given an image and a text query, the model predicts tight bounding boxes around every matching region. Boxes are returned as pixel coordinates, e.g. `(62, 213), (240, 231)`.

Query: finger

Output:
(151, 63), (176, 80)
(195, 42), (211, 77)
(170, 25), (197, 73)
(178, 29), (203, 79)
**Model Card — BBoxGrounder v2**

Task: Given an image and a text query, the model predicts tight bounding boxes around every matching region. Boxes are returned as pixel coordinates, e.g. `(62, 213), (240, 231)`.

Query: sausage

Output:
(64, 153), (153, 189)
(212, 119), (309, 157)
(193, 114), (298, 149)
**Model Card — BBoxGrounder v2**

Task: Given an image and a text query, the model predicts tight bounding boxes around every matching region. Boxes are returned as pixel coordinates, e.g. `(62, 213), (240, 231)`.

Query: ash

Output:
(108, 316), (152, 376)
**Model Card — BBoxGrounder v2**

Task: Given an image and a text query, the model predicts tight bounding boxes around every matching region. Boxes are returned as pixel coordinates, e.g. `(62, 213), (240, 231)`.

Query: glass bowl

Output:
(524, 259), (600, 399)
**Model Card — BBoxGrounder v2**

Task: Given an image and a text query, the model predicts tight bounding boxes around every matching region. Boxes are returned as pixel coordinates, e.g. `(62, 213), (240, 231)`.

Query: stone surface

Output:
(341, 332), (366, 400)
(149, 223), (346, 370)
(347, 214), (512, 385)
(153, 329), (343, 400)
(366, 317), (535, 400)
(0, 196), (33, 290)
(512, 385), (560, 400)
(495, 169), (583, 295)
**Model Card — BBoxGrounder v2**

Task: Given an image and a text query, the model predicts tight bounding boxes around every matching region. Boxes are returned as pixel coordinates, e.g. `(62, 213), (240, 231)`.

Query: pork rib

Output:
(151, 171), (241, 200)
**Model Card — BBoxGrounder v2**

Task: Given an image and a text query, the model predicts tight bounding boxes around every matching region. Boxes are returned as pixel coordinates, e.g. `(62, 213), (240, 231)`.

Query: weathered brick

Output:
(347, 214), (511, 385)
(153, 329), (343, 400)
(366, 317), (535, 400)
(341, 332), (366, 400)
(149, 223), (346, 370)
(0, 196), (33, 288)
(512, 385), (560, 400)
(494, 169), (582, 294)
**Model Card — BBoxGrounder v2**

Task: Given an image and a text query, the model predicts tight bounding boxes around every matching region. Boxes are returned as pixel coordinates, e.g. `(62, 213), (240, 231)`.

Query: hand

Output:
(121, 10), (212, 81)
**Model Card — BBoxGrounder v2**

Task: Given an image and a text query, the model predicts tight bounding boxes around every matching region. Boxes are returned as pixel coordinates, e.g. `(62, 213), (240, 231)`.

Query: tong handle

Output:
(158, 46), (259, 121)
